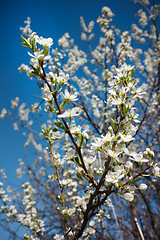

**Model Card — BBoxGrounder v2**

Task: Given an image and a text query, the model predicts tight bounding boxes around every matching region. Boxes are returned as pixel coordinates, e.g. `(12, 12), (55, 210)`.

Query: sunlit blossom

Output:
(91, 133), (113, 150)
(28, 51), (51, 61)
(119, 133), (135, 142)
(62, 89), (78, 102)
(36, 36), (53, 48)
(129, 152), (149, 163)
(58, 107), (81, 118)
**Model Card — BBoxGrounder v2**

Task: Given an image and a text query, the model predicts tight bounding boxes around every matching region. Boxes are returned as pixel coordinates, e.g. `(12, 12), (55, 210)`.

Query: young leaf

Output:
(111, 118), (117, 131)
(29, 37), (37, 52)
(74, 156), (82, 166)
(54, 120), (66, 130)
(79, 134), (84, 148)
(129, 68), (134, 79)
(21, 35), (32, 49)
(43, 45), (49, 56)
(60, 100), (68, 110)
(123, 104), (130, 115)
(58, 193), (63, 202)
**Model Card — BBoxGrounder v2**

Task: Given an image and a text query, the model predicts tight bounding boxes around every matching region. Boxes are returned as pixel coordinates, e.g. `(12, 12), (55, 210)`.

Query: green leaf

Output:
(30, 64), (41, 76)
(123, 104), (130, 115)
(29, 38), (37, 52)
(21, 35), (32, 49)
(43, 45), (49, 56)
(54, 120), (66, 130)
(46, 136), (52, 144)
(74, 156), (82, 166)
(132, 177), (141, 184)
(129, 68), (134, 79)
(63, 213), (68, 221)
(60, 100), (68, 110)
(21, 42), (30, 47)
(48, 145), (52, 153)
(47, 126), (52, 132)
(111, 118), (117, 131)
(79, 134), (84, 148)
(52, 127), (59, 132)
(20, 35), (27, 42)
(51, 160), (57, 166)
(59, 193), (63, 202)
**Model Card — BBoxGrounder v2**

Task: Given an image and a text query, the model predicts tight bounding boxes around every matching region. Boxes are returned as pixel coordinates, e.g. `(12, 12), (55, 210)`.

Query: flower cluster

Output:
(90, 64), (156, 201)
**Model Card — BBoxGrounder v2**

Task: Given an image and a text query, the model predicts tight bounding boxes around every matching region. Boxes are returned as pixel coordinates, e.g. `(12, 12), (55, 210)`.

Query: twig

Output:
(134, 217), (145, 240)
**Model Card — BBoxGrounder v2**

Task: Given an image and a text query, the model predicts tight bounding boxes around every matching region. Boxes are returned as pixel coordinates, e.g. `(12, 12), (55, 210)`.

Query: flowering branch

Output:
(0, 2), (160, 239)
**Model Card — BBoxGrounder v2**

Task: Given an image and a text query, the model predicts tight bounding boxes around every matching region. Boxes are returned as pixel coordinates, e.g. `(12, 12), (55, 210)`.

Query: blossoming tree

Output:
(0, 0), (160, 239)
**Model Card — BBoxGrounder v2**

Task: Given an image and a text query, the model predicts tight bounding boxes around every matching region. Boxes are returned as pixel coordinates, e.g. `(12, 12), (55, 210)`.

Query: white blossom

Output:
(129, 152), (149, 163)
(119, 133), (135, 143)
(125, 161), (133, 170)
(20, 17), (32, 37)
(62, 89), (78, 102)
(153, 164), (160, 177)
(0, 108), (7, 118)
(28, 51), (51, 61)
(54, 234), (64, 240)
(36, 36), (53, 48)
(11, 97), (19, 109)
(102, 6), (114, 18)
(58, 107), (81, 118)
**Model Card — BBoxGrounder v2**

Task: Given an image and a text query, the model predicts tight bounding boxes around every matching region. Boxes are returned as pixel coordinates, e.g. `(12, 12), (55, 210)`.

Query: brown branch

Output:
(73, 187), (114, 239)
(73, 108), (125, 238)
(40, 62), (96, 188)
(120, 165), (153, 190)
(137, 184), (160, 238)
(80, 96), (101, 135)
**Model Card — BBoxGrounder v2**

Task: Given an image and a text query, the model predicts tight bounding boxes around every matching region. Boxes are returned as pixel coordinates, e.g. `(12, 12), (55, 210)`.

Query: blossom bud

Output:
(124, 193), (134, 202)
(139, 183), (147, 191)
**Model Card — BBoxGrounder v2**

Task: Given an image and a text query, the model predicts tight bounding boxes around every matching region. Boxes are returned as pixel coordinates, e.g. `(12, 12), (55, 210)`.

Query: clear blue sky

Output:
(0, 0), (139, 238)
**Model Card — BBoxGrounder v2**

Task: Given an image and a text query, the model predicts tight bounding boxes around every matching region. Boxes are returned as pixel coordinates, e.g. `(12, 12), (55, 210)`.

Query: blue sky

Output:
(0, 0), (140, 238)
